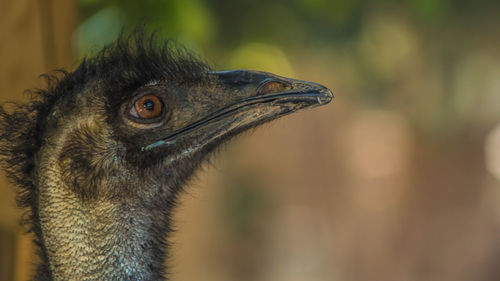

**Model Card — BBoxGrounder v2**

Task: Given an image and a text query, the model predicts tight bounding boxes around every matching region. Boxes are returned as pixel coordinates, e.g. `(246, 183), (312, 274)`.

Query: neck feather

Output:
(37, 181), (171, 281)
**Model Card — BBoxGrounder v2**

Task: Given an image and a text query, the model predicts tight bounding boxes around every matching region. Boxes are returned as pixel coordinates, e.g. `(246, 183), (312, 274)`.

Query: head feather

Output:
(0, 29), (211, 234)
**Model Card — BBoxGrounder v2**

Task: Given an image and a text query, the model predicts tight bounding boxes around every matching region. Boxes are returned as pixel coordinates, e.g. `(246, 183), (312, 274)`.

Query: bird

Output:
(0, 31), (332, 281)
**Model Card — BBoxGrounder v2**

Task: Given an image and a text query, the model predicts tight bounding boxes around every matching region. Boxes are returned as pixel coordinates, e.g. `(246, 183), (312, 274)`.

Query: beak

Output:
(214, 70), (333, 105)
(143, 70), (333, 151)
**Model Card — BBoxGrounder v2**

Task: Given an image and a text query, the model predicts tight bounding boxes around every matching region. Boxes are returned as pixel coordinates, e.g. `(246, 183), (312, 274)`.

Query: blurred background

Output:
(1, 0), (500, 280)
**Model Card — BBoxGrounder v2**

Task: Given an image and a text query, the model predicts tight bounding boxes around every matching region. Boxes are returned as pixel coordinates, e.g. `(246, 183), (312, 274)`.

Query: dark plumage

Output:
(0, 31), (332, 281)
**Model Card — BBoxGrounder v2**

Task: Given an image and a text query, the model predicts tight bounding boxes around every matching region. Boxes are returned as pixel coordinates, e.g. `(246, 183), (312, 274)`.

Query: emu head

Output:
(0, 33), (332, 280)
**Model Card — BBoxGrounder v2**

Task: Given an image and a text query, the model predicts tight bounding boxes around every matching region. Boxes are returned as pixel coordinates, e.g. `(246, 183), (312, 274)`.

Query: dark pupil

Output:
(143, 100), (155, 111)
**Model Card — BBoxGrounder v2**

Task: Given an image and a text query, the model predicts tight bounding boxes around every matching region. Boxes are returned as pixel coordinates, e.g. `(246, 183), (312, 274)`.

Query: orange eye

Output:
(257, 80), (290, 96)
(130, 94), (164, 119)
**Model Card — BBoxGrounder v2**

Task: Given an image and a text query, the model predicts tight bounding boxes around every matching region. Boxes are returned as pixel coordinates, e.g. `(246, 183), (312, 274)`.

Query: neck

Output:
(37, 184), (170, 281)
(32, 118), (177, 281)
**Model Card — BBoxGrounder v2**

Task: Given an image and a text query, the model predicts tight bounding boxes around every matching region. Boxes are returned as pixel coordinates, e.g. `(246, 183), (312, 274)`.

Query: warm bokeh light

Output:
(344, 109), (413, 179)
(485, 123), (500, 180)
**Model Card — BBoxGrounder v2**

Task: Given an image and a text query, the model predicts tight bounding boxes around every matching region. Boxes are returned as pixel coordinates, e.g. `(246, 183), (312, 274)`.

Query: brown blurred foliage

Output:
(2, 0), (500, 281)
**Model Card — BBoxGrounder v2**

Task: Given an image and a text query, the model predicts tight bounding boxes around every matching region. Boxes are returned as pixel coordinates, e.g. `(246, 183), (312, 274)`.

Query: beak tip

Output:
(317, 87), (334, 105)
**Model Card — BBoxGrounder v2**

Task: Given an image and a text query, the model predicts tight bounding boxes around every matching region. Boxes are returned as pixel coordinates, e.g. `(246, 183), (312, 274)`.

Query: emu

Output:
(0, 32), (332, 281)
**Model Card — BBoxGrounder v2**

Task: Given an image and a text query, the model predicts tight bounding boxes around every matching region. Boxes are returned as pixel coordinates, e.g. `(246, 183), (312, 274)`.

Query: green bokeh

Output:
(75, 0), (500, 135)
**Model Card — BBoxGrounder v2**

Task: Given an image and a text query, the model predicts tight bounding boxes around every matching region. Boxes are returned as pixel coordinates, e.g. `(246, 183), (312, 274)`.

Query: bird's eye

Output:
(257, 80), (290, 96)
(129, 94), (164, 120)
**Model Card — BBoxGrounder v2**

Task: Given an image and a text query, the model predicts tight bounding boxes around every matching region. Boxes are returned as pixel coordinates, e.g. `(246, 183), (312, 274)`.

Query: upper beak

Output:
(214, 70), (333, 105)
(143, 70), (333, 151)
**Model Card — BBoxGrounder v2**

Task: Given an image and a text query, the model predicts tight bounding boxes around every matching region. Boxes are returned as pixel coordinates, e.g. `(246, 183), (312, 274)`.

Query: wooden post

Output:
(0, 0), (76, 280)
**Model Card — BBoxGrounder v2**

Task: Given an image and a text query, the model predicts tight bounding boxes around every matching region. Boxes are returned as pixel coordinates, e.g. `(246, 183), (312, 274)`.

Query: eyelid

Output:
(129, 103), (140, 118)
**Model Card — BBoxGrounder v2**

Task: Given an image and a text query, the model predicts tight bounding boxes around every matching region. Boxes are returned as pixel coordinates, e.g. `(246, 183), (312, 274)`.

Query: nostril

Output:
(256, 80), (290, 96)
